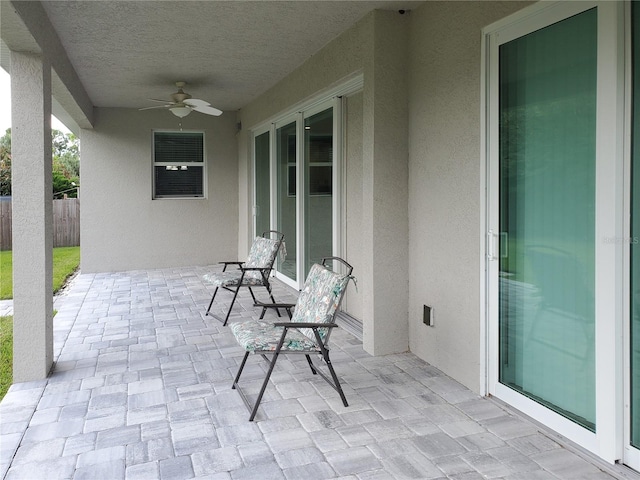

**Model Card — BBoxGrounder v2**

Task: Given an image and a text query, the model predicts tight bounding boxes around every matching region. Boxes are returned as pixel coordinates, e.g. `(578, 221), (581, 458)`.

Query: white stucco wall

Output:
(406, 1), (530, 392)
(235, 2), (540, 392)
(237, 10), (411, 356)
(81, 108), (238, 272)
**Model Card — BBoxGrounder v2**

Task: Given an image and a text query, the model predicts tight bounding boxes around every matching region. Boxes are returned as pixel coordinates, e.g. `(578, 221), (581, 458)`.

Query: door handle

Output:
(500, 232), (508, 259)
(487, 230), (498, 261)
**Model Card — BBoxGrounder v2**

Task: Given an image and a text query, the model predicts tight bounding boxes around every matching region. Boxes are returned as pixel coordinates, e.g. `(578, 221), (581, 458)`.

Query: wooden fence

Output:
(0, 197), (80, 250)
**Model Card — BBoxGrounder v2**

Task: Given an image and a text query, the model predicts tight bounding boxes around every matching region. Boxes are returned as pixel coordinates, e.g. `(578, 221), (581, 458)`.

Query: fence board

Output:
(0, 197), (80, 250)
(53, 198), (80, 248)
(0, 198), (10, 251)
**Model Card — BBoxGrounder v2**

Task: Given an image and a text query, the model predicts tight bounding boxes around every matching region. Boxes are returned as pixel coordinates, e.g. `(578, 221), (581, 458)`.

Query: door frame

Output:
(250, 77), (362, 289)
(481, 0), (625, 463)
(624, 0), (640, 470)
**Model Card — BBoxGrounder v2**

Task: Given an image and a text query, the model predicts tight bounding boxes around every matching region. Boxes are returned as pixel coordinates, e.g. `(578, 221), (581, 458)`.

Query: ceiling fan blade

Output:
(147, 98), (173, 103)
(139, 105), (170, 111)
(192, 105), (223, 116)
(184, 98), (209, 107)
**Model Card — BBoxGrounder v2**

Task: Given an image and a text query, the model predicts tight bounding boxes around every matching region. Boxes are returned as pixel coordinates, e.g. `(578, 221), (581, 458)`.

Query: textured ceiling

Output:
(24, 1), (424, 114)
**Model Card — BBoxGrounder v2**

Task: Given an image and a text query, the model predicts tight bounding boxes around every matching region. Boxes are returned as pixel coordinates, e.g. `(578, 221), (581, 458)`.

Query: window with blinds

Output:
(153, 131), (205, 198)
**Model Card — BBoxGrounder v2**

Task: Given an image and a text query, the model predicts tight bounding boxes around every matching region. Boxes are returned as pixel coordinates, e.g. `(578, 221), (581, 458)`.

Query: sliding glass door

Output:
(275, 120), (298, 282)
(486, 1), (623, 461)
(498, 8), (597, 430)
(254, 130), (271, 237)
(304, 107), (333, 277)
(253, 99), (342, 289)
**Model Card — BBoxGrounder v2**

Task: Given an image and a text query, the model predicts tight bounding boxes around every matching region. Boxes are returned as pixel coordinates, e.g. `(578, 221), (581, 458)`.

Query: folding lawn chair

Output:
(229, 256), (354, 421)
(203, 230), (284, 326)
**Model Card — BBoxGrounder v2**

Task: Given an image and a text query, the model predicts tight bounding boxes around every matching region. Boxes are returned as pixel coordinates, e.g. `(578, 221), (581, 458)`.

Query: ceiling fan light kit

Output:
(139, 81), (223, 118)
(169, 106), (191, 118)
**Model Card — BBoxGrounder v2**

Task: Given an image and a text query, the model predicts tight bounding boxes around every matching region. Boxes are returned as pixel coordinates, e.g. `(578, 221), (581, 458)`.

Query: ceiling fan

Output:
(139, 81), (223, 118)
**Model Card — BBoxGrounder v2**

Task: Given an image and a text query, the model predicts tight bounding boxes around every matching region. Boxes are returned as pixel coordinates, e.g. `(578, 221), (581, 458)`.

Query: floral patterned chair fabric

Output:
(203, 237), (280, 286)
(230, 319), (318, 352)
(230, 263), (350, 351)
(203, 230), (284, 326)
(229, 257), (354, 421)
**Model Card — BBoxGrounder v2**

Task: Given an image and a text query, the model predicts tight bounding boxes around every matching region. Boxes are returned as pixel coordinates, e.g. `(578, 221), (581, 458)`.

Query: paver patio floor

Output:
(0, 266), (633, 479)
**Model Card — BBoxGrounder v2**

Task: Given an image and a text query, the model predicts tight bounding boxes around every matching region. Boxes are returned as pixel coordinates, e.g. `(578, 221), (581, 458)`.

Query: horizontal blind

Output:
(154, 132), (203, 163)
(154, 166), (203, 197)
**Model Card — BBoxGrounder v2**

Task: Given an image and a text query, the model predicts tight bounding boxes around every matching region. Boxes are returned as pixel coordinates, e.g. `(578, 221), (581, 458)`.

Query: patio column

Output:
(361, 11), (410, 356)
(10, 51), (54, 382)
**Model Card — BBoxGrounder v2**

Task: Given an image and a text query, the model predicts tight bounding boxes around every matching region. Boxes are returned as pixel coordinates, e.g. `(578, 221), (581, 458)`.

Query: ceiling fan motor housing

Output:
(171, 89), (192, 103)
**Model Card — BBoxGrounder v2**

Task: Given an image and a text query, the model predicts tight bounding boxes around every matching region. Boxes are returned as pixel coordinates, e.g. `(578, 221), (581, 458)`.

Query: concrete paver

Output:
(0, 299), (12, 317)
(0, 266), (634, 479)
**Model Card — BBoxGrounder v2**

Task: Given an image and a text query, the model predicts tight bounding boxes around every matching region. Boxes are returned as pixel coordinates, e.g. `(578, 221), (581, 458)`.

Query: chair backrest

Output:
(291, 258), (352, 344)
(245, 230), (283, 268)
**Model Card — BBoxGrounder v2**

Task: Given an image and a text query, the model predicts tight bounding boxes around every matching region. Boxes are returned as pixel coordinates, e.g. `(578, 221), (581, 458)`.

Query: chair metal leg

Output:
(305, 355), (318, 375)
(205, 287), (219, 316)
(234, 326), (289, 421)
(248, 350), (280, 421)
(248, 287), (258, 303)
(222, 285), (242, 326)
(232, 351), (251, 388)
(324, 355), (348, 407)
(311, 329), (348, 408)
(268, 289), (282, 318)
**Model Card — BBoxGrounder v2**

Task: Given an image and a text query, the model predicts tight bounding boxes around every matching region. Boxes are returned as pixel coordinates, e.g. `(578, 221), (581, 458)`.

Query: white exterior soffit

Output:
(1, 1), (94, 131)
(2, 0), (421, 127)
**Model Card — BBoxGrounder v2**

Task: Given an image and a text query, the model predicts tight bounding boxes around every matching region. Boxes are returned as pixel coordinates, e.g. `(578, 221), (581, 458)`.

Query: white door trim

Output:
(482, 0), (624, 463)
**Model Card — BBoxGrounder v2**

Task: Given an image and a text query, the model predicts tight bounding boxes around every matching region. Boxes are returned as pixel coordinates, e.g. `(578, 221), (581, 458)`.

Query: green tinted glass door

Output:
(304, 108), (333, 277)
(498, 9), (597, 430)
(276, 121), (297, 281)
(254, 131), (270, 237)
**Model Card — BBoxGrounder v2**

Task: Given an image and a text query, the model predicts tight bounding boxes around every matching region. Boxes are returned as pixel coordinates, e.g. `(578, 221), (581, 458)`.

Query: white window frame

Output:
(152, 129), (207, 199)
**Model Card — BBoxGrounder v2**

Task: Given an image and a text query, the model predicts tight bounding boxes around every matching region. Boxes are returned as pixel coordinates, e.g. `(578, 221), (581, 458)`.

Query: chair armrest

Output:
(255, 301), (294, 320)
(239, 266), (271, 272)
(219, 261), (244, 272)
(255, 301), (295, 310)
(274, 322), (338, 329)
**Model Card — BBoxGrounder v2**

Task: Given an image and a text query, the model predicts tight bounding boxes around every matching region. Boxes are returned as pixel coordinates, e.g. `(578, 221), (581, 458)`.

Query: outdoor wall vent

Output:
(423, 305), (433, 327)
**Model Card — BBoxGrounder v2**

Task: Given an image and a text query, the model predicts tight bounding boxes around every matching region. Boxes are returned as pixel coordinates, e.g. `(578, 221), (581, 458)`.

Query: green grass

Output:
(0, 315), (12, 400)
(0, 247), (79, 399)
(52, 247), (81, 294)
(0, 252), (12, 300)
(0, 246), (80, 300)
